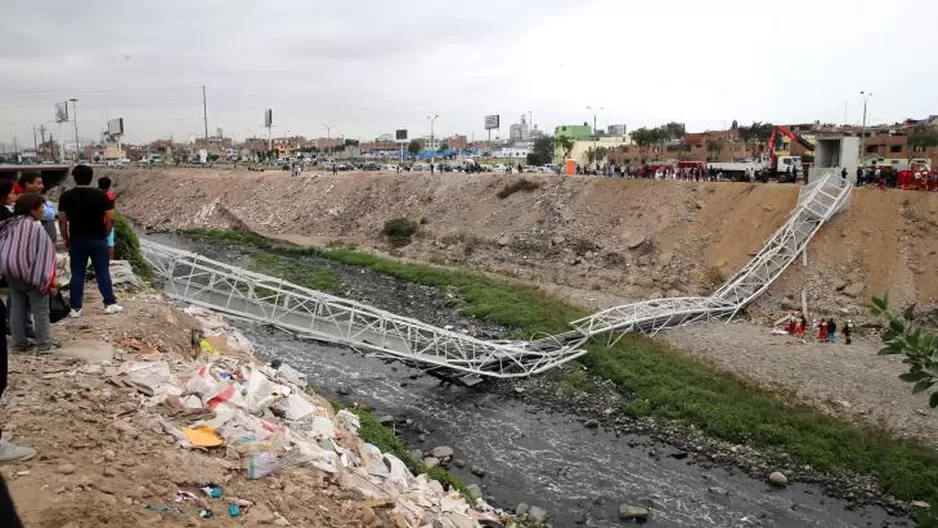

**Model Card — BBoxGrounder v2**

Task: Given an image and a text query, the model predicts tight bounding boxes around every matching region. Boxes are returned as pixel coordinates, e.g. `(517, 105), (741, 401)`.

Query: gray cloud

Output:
(0, 0), (935, 145)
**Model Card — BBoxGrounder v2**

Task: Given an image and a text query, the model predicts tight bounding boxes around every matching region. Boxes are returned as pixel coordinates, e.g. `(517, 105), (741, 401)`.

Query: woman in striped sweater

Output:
(0, 193), (58, 353)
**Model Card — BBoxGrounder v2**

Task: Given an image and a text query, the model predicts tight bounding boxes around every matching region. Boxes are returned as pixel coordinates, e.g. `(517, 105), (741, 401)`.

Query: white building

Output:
(509, 114), (531, 142)
(422, 136), (441, 151)
(492, 146), (531, 159)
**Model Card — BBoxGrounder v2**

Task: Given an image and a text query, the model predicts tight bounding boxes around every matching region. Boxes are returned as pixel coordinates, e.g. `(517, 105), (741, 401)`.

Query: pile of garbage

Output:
(113, 305), (503, 528)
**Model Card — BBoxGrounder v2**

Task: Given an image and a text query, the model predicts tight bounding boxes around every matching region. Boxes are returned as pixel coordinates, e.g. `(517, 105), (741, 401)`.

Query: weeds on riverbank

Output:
(350, 407), (475, 500)
(183, 228), (938, 505)
(249, 251), (337, 292)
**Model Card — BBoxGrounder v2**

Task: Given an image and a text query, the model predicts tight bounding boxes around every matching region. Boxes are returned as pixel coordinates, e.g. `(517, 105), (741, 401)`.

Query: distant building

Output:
(509, 114), (531, 142)
(608, 124), (628, 136)
(554, 124), (592, 140)
(446, 135), (469, 150)
(421, 136), (441, 152)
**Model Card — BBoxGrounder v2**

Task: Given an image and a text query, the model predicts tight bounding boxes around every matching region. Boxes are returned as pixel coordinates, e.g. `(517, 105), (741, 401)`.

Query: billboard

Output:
(264, 109), (273, 127)
(55, 102), (69, 123)
(484, 115), (500, 130)
(395, 129), (408, 141)
(107, 118), (124, 136)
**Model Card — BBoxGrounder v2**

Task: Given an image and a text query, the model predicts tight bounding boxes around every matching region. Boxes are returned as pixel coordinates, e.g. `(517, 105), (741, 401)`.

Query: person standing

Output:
(827, 318), (837, 343)
(844, 319), (854, 345)
(57, 165), (122, 317)
(97, 176), (117, 260)
(0, 296), (35, 468)
(18, 172), (55, 243)
(0, 194), (59, 353)
(818, 318), (828, 343)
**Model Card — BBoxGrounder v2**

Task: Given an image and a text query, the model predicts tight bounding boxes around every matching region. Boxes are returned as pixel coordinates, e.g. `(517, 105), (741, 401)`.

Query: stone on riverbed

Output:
(378, 415), (395, 426)
(768, 471), (789, 487)
(515, 503), (529, 516)
(528, 505), (548, 523)
(470, 465), (486, 478)
(431, 446), (454, 459)
(618, 504), (650, 521)
(424, 457), (441, 469)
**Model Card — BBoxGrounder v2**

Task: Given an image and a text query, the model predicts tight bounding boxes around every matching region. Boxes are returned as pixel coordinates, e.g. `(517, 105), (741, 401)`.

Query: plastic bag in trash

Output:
(309, 417), (335, 439)
(245, 452), (278, 479)
(275, 363), (307, 388)
(124, 361), (176, 391)
(244, 368), (279, 413)
(335, 409), (360, 434)
(280, 393), (316, 422)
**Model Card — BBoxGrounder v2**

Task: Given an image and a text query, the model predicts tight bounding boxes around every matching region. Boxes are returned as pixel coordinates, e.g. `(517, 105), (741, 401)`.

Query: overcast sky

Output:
(1, 0), (936, 145)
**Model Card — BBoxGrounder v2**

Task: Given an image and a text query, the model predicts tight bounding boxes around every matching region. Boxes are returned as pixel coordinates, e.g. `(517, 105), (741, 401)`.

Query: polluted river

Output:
(142, 232), (909, 528)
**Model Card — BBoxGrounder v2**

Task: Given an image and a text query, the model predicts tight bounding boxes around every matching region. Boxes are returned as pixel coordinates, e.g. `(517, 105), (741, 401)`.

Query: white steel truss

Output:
(140, 240), (588, 378)
(570, 173), (852, 339)
(141, 174), (849, 378)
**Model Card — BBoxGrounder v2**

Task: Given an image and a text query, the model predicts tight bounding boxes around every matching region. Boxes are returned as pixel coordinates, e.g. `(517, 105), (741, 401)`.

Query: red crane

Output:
(766, 125), (814, 181)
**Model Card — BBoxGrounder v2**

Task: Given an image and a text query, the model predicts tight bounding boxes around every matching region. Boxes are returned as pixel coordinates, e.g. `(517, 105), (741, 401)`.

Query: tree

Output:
(439, 141), (450, 152)
(527, 136), (555, 166)
(906, 128), (938, 161)
(557, 135), (574, 159)
(869, 294), (938, 408)
(738, 121), (774, 159)
(662, 122), (686, 141)
(706, 139), (724, 161)
(407, 139), (422, 156)
(631, 127), (654, 158)
(344, 139), (360, 148)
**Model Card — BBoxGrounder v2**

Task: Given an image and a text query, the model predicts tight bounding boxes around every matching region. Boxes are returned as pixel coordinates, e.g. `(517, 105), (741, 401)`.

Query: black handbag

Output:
(49, 291), (69, 324)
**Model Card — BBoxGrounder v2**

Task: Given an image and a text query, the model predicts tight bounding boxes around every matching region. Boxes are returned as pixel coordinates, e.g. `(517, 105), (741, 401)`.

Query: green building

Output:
(554, 124), (593, 164)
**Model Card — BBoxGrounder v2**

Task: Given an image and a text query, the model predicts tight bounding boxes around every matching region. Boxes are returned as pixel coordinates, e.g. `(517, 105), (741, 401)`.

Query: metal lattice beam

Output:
(142, 173), (849, 378)
(141, 240), (588, 378)
(571, 174), (852, 338)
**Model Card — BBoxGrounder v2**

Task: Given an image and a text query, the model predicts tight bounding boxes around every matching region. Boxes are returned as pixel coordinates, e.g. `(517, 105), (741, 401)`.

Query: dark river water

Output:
(142, 232), (910, 528)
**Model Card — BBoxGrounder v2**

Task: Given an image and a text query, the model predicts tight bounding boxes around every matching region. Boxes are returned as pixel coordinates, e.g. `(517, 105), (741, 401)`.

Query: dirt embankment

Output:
(110, 168), (938, 321)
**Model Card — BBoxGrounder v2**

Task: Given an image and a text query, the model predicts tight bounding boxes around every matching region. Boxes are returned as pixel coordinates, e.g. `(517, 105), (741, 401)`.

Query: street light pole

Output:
(323, 124), (333, 155)
(587, 105), (603, 168)
(427, 114), (439, 164)
(860, 91), (873, 162)
(69, 98), (80, 162)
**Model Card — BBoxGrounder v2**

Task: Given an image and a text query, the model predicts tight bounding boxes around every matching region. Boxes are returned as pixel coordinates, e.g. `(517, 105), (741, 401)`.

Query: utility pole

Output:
(587, 105), (603, 167)
(70, 98), (80, 161)
(860, 91), (873, 161)
(427, 114), (439, 165)
(32, 126), (38, 150)
(202, 85), (209, 141)
(323, 124), (333, 155)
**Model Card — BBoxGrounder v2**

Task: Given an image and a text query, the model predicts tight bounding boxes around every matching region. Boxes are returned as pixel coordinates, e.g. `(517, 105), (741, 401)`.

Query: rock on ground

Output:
(769, 471), (789, 487)
(618, 504), (650, 521)
(527, 505), (548, 523)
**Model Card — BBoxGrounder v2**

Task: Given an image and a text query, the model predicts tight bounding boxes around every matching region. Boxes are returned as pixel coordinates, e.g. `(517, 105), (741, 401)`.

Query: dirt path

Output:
(1, 290), (374, 528)
(662, 322), (938, 443)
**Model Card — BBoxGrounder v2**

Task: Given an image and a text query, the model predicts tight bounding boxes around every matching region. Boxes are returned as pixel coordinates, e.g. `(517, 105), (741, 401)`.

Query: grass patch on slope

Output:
(184, 228), (938, 504)
(248, 251), (337, 293)
(351, 407), (474, 500)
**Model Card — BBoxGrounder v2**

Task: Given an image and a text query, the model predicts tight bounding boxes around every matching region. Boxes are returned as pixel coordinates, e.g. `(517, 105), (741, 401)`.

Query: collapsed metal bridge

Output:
(141, 173), (851, 378)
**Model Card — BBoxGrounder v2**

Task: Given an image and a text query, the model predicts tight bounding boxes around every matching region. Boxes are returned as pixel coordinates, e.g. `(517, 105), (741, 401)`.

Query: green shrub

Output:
(496, 178), (541, 199)
(113, 213), (153, 281)
(381, 217), (419, 247)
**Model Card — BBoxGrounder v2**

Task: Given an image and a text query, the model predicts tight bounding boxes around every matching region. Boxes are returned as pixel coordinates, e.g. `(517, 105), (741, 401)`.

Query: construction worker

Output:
(844, 320), (855, 345)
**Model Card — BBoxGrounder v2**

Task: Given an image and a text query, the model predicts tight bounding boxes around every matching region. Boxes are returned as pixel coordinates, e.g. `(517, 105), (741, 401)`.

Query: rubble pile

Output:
(110, 306), (505, 528)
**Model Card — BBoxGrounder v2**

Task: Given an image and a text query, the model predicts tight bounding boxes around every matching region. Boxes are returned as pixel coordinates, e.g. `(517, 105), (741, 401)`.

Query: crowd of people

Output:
(852, 164), (938, 190)
(0, 164), (123, 485)
(783, 311), (855, 344)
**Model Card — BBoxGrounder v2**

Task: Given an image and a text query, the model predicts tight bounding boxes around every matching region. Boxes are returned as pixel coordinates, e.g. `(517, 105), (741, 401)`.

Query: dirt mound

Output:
(111, 168), (938, 321)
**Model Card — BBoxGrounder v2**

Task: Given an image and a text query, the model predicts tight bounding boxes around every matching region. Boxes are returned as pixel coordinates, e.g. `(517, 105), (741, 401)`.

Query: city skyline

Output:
(1, 0), (936, 145)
